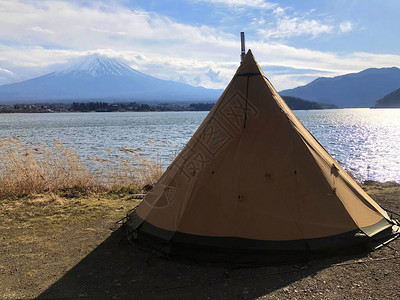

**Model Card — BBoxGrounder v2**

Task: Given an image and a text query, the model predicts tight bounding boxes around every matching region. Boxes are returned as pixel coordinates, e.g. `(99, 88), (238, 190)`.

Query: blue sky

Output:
(1, 0), (400, 90)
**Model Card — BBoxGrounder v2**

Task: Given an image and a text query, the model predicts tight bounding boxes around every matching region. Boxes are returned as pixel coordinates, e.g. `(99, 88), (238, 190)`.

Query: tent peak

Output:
(236, 49), (264, 77)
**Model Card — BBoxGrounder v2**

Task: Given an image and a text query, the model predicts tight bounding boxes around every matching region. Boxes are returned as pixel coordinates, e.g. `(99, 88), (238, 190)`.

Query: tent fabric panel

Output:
(266, 79), (389, 220)
(175, 137), (244, 237)
(135, 165), (193, 232)
(302, 137), (386, 229)
(135, 73), (241, 231)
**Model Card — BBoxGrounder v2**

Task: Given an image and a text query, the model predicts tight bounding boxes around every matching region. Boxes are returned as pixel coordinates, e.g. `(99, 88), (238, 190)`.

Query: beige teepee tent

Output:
(125, 50), (398, 263)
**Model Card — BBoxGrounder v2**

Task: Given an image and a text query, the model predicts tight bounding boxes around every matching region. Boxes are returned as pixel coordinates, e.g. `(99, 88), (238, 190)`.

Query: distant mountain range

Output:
(280, 67), (400, 108)
(0, 56), (222, 104)
(1, 56), (399, 108)
(373, 88), (400, 108)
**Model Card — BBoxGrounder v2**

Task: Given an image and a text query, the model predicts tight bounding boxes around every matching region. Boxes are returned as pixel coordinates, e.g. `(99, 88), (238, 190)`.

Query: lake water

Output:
(1, 108), (399, 182)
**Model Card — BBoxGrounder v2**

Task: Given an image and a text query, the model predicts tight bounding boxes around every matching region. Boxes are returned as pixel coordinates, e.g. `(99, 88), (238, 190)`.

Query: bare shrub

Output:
(0, 137), (163, 198)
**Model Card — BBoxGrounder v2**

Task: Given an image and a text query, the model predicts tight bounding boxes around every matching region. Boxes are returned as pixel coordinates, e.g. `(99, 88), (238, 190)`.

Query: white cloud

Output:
(255, 7), (356, 41)
(31, 26), (54, 34)
(0, 0), (399, 91)
(339, 21), (353, 33)
(0, 0), (236, 57)
(0, 66), (15, 85)
(206, 68), (222, 82)
(260, 17), (333, 39)
(267, 74), (310, 91)
(252, 17), (266, 26)
(90, 27), (127, 36)
(0, 67), (14, 75)
(273, 7), (286, 16)
(195, 0), (277, 10)
(255, 8), (334, 40)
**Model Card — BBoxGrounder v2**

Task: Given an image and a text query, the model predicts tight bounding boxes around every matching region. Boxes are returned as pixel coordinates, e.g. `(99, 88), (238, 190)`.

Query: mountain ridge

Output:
(0, 56), (222, 104)
(280, 67), (400, 108)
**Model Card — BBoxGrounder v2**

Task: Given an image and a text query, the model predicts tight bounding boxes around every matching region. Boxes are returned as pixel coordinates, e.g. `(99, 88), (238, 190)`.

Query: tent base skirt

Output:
(124, 213), (397, 265)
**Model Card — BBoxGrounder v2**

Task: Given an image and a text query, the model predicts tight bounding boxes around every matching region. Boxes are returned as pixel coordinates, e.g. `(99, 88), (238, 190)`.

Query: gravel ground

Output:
(1, 183), (399, 299)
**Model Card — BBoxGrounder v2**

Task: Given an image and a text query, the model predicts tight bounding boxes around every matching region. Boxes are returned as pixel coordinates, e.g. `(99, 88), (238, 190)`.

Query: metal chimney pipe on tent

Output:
(241, 32), (245, 62)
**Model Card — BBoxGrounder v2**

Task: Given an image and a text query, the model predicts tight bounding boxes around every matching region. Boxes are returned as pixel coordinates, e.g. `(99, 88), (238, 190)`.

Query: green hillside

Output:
(282, 96), (335, 110)
(373, 88), (400, 108)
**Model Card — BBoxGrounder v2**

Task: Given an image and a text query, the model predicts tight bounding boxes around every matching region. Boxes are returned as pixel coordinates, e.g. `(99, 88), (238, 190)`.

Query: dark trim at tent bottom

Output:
(125, 212), (396, 264)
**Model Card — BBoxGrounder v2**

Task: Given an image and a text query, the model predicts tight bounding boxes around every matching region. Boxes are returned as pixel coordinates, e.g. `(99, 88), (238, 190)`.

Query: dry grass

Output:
(0, 137), (163, 199)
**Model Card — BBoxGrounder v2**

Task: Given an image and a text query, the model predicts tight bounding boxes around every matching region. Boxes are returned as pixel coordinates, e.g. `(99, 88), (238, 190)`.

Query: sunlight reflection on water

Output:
(296, 108), (400, 182)
(0, 108), (399, 182)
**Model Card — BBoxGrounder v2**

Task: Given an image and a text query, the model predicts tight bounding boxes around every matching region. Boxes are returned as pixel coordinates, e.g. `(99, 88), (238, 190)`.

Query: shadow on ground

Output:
(38, 227), (361, 299)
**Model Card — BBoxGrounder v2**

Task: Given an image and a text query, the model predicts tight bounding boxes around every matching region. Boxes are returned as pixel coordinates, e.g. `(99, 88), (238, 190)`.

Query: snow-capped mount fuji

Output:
(0, 56), (222, 103)
(56, 55), (149, 78)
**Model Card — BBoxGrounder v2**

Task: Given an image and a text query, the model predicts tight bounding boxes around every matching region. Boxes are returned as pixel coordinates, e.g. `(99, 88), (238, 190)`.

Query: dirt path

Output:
(1, 183), (399, 299)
